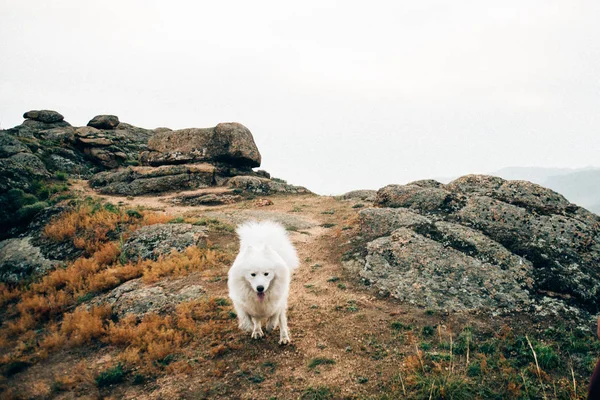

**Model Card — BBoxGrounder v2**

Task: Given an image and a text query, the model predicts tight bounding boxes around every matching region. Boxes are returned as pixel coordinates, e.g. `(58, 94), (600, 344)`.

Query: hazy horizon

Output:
(2, 1), (599, 195)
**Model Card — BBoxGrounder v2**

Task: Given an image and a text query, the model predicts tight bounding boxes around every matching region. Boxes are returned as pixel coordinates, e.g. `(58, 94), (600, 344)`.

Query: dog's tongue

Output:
(257, 292), (265, 301)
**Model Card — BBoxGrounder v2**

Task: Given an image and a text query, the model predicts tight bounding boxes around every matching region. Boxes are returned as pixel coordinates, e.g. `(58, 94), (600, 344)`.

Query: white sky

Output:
(1, 0), (599, 194)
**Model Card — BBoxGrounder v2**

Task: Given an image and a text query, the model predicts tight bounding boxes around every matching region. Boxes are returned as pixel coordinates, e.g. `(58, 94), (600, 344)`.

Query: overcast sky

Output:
(1, 1), (599, 194)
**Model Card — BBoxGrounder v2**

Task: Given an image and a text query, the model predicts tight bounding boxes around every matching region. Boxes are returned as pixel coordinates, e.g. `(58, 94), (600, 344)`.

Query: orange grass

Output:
(103, 297), (237, 373)
(141, 247), (227, 284)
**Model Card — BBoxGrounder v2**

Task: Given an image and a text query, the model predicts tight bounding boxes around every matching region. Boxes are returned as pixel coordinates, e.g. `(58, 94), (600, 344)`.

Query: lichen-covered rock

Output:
(142, 122), (261, 168)
(227, 176), (311, 194)
(91, 278), (204, 319)
(359, 228), (533, 310)
(350, 174), (600, 313)
(0, 237), (56, 284)
(171, 192), (242, 206)
(89, 164), (216, 195)
(121, 223), (207, 262)
(375, 184), (465, 214)
(74, 124), (152, 168)
(87, 115), (120, 130)
(338, 189), (377, 202)
(358, 208), (431, 240)
(0, 147), (49, 192)
(23, 110), (64, 123)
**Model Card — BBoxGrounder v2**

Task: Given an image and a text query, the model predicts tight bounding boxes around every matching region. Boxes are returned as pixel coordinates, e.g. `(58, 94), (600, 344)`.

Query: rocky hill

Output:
(1, 110), (600, 399)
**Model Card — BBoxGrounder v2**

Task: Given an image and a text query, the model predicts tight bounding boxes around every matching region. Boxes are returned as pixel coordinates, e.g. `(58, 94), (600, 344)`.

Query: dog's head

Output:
(236, 245), (285, 301)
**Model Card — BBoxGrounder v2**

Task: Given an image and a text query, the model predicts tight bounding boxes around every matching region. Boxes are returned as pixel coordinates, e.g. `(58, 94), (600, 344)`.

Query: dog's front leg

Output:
(234, 304), (253, 332)
(265, 311), (280, 332)
(278, 309), (290, 345)
(251, 317), (264, 339)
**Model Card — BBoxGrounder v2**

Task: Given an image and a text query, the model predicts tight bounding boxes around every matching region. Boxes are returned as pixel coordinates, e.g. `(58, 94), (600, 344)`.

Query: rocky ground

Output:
(1, 110), (600, 399)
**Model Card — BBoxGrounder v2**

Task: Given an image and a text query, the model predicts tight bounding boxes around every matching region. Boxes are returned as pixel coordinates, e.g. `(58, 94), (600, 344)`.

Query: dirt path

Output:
(118, 194), (414, 399)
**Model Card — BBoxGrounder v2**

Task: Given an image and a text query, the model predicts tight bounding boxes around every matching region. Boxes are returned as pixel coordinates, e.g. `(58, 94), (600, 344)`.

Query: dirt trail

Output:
(124, 194), (413, 399)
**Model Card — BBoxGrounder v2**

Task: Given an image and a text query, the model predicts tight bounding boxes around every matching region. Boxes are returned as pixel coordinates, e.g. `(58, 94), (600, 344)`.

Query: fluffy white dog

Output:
(227, 220), (299, 344)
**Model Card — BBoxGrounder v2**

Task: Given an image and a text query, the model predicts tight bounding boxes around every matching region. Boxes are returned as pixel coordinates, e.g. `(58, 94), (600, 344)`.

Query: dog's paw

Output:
(251, 329), (264, 339)
(239, 322), (253, 332)
(265, 321), (279, 332)
(279, 336), (290, 345)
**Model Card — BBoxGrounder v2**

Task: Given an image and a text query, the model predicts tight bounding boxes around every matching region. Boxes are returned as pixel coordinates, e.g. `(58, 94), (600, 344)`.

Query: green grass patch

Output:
(308, 357), (336, 370)
(95, 363), (125, 387)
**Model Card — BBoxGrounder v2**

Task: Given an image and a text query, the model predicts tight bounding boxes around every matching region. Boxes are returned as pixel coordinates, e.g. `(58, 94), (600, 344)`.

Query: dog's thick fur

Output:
(227, 220), (299, 344)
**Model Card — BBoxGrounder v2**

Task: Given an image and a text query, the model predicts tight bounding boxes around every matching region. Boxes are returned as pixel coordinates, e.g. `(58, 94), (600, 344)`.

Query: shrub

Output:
(95, 363), (125, 387)
(55, 171), (67, 181)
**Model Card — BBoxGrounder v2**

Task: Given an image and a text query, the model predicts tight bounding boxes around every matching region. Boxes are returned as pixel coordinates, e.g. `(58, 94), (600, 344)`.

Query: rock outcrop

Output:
(141, 122), (261, 168)
(87, 114), (120, 130)
(89, 163), (216, 195)
(90, 277), (205, 319)
(347, 175), (600, 313)
(0, 237), (57, 284)
(23, 110), (65, 124)
(121, 223), (207, 262)
(227, 176), (311, 195)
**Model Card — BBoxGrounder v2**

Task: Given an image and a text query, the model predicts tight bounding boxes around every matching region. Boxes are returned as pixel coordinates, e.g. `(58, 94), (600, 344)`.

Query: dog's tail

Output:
(236, 220), (299, 270)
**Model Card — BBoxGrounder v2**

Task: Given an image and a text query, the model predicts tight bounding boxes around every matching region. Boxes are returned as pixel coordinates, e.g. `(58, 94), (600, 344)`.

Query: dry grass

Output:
(102, 296), (237, 374)
(0, 284), (19, 308)
(141, 212), (173, 226)
(43, 204), (123, 255)
(141, 247), (227, 284)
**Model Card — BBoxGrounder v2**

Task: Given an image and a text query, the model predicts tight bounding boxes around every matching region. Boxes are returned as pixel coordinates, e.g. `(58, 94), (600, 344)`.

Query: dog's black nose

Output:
(257, 286), (264, 293)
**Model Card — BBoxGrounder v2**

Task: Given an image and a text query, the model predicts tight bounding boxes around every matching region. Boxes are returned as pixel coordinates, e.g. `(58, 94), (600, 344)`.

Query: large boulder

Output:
(142, 122), (261, 168)
(227, 175), (311, 194)
(0, 237), (56, 284)
(121, 223), (207, 262)
(359, 228), (533, 311)
(91, 278), (204, 319)
(0, 133), (49, 192)
(89, 163), (216, 195)
(348, 174), (600, 313)
(87, 114), (120, 130)
(337, 189), (377, 202)
(74, 123), (153, 169)
(23, 110), (64, 123)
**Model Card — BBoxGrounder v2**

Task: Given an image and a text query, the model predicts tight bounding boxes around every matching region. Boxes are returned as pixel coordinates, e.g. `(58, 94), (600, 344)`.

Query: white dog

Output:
(227, 220), (299, 344)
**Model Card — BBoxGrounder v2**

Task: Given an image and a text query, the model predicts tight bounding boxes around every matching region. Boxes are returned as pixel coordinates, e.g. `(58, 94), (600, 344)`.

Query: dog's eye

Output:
(250, 273), (256, 277)
(264, 272), (269, 276)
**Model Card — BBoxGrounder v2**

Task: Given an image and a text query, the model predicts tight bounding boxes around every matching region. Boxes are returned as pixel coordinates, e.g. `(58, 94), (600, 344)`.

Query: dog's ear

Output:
(263, 245), (285, 265)
(238, 245), (255, 260)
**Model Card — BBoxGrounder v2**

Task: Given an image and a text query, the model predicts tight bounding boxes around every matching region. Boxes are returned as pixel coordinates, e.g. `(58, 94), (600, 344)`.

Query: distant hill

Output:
(492, 166), (600, 214)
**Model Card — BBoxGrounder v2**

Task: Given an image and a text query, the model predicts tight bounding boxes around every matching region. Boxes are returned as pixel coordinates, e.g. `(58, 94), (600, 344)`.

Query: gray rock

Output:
(359, 228), (533, 311)
(375, 184), (465, 214)
(352, 174), (600, 312)
(0, 151), (49, 192)
(171, 192), (242, 206)
(153, 127), (172, 134)
(358, 208), (432, 240)
(23, 110), (64, 123)
(92, 278), (204, 319)
(0, 133), (29, 158)
(87, 115), (120, 130)
(121, 223), (208, 262)
(227, 175), (311, 195)
(338, 189), (377, 202)
(0, 237), (56, 284)
(74, 124), (152, 169)
(89, 164), (216, 195)
(142, 122), (261, 168)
